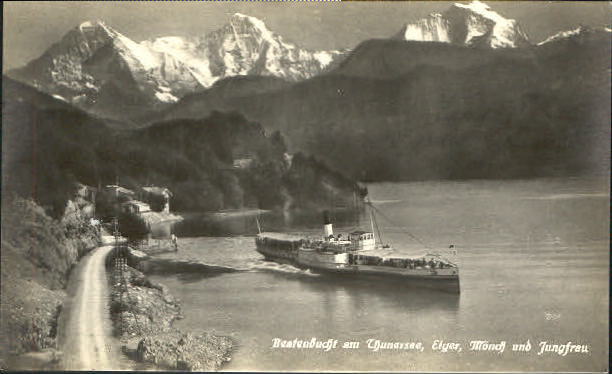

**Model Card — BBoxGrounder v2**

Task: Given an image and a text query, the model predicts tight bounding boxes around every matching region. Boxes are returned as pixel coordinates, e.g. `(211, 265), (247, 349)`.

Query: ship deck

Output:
(352, 248), (431, 259)
(348, 248), (458, 265)
(258, 233), (455, 264)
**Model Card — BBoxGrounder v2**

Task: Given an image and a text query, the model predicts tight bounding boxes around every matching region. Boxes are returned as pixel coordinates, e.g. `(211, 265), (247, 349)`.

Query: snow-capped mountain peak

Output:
(537, 25), (611, 46)
(453, 0), (505, 24)
(453, 0), (528, 48)
(72, 20), (171, 80)
(78, 19), (110, 31)
(397, 13), (451, 43)
(537, 27), (584, 46)
(143, 13), (345, 87)
(78, 20), (98, 30)
(74, 19), (119, 43)
(9, 13), (346, 117)
(113, 29), (160, 70)
(231, 13), (273, 38)
(396, 1), (530, 48)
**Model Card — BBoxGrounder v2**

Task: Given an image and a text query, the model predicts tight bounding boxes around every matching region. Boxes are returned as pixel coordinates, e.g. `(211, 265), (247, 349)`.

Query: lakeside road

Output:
(59, 242), (119, 370)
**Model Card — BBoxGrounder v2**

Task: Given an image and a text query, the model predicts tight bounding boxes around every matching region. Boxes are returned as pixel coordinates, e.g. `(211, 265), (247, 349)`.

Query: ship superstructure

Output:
(255, 211), (460, 292)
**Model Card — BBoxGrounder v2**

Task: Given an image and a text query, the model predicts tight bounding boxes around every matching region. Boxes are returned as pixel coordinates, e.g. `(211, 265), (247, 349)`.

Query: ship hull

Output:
(256, 246), (460, 293)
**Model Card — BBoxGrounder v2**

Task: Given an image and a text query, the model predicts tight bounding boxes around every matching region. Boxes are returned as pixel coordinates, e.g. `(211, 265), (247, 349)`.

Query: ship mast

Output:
(368, 202), (384, 247)
(367, 200), (435, 252)
(370, 210), (375, 242)
(255, 215), (262, 234)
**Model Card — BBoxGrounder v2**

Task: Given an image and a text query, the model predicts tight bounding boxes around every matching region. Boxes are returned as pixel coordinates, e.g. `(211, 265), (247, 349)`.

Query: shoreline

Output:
(107, 247), (234, 371)
(141, 211), (184, 227)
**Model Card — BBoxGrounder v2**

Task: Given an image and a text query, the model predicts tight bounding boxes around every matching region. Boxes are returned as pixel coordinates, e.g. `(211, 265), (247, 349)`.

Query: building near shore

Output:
(105, 185), (136, 200)
(233, 158), (254, 169)
(122, 200), (152, 215)
(141, 186), (172, 213)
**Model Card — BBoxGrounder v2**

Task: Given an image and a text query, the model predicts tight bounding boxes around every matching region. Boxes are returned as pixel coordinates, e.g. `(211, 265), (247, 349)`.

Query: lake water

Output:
(147, 178), (609, 372)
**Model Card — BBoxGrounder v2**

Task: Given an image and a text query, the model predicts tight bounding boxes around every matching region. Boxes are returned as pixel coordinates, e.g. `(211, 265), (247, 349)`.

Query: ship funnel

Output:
(323, 210), (333, 238)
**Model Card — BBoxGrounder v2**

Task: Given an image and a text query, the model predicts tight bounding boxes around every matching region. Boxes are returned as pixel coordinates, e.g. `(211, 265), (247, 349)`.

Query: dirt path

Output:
(58, 243), (121, 370)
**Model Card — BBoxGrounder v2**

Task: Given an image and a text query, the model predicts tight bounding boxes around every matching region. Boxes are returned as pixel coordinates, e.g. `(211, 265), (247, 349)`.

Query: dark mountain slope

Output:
(3, 77), (364, 217)
(136, 75), (291, 125)
(157, 30), (610, 181)
(332, 39), (535, 78)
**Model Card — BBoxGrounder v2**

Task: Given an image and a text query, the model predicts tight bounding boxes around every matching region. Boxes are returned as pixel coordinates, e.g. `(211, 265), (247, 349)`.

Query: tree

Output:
(117, 211), (149, 241)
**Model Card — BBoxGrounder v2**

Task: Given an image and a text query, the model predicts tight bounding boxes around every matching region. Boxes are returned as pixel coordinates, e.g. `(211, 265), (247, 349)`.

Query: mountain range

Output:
(7, 13), (345, 120)
(5, 1), (611, 183)
(157, 26), (611, 181)
(8, 1), (602, 121)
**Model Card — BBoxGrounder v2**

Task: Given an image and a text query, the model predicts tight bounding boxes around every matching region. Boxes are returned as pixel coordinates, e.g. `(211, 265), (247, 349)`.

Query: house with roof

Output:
(105, 185), (135, 200)
(233, 158), (254, 169)
(121, 200), (152, 215)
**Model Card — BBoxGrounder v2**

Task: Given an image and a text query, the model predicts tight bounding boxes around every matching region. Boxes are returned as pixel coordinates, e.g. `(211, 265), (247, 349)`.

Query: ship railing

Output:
(347, 253), (455, 269)
(422, 252), (458, 267)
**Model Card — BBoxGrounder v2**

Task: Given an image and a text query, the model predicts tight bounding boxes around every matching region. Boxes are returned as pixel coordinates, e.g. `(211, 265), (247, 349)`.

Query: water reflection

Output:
(252, 267), (460, 315)
(150, 208), (366, 238)
(141, 258), (238, 283)
(149, 222), (173, 238)
(296, 273), (460, 314)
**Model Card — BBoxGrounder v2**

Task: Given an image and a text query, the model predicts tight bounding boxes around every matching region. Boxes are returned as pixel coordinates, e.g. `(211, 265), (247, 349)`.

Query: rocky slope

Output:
(394, 0), (530, 48)
(7, 21), (199, 119)
(136, 332), (233, 371)
(108, 253), (233, 371)
(0, 198), (99, 369)
(109, 264), (182, 338)
(7, 14), (345, 120)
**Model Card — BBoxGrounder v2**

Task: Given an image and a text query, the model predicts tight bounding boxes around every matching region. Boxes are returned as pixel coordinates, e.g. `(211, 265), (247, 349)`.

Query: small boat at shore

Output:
(254, 209), (460, 293)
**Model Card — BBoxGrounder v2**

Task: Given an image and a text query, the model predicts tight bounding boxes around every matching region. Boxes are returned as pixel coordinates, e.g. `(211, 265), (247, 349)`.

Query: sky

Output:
(3, 1), (611, 71)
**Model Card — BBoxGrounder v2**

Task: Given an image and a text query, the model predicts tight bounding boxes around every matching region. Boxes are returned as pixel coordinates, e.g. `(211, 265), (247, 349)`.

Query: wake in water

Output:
(143, 258), (239, 275)
(143, 257), (319, 278)
(244, 259), (320, 277)
(369, 199), (403, 204)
